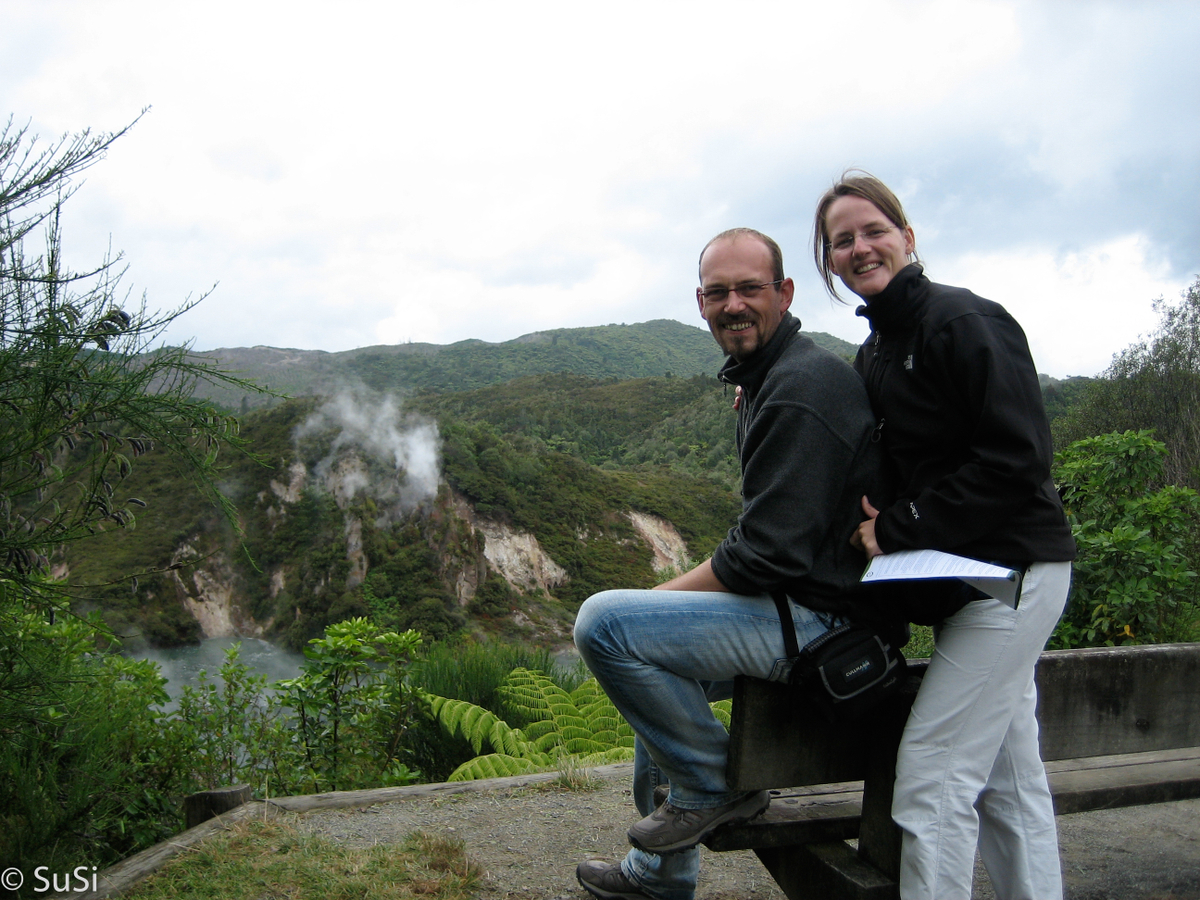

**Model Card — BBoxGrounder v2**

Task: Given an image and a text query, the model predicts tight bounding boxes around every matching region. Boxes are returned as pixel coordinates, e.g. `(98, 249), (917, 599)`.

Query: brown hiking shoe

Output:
(627, 790), (770, 854)
(576, 859), (654, 899)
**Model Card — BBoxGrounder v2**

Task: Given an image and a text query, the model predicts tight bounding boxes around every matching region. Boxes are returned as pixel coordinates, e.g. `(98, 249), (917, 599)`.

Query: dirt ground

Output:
(290, 763), (1200, 899)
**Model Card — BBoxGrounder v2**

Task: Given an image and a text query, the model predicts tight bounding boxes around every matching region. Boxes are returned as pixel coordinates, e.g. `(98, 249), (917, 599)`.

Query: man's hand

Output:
(851, 495), (884, 558)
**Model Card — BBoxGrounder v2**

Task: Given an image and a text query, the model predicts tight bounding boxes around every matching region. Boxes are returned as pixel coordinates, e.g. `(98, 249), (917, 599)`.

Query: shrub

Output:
(1052, 430), (1200, 647)
(0, 596), (189, 872)
(274, 617), (425, 792)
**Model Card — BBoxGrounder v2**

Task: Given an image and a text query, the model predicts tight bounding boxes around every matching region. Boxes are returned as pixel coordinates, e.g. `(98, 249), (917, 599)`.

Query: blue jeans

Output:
(574, 588), (832, 900)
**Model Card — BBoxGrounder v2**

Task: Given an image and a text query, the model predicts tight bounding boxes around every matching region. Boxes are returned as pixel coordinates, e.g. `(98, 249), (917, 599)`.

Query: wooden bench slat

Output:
(709, 747), (1200, 855)
(1047, 747), (1200, 815)
(704, 788), (862, 851)
(1044, 745), (1200, 774)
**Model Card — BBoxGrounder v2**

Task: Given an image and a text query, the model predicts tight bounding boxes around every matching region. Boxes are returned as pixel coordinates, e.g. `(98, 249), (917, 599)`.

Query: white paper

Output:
(861, 549), (1023, 608)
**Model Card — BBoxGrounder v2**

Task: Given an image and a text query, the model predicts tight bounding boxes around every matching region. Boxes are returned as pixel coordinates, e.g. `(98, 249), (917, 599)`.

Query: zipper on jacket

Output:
(866, 330), (888, 404)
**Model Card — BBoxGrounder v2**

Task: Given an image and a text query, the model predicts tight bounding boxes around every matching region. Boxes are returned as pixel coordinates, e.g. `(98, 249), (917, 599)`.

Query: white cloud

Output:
(938, 235), (1183, 378)
(0, 0), (1195, 376)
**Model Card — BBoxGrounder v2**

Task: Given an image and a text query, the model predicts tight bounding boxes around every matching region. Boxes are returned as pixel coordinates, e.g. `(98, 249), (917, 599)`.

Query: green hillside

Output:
(64, 312), (1092, 655)
(64, 385), (741, 651)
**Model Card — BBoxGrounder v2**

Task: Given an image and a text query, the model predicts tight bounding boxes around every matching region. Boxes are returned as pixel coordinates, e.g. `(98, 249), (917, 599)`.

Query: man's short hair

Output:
(698, 228), (785, 283)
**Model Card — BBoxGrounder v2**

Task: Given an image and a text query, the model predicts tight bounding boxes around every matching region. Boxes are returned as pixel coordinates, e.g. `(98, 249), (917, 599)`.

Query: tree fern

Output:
(428, 669), (731, 781)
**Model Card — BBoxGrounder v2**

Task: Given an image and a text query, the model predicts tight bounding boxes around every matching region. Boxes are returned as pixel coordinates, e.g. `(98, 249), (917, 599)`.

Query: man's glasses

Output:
(698, 280), (783, 304)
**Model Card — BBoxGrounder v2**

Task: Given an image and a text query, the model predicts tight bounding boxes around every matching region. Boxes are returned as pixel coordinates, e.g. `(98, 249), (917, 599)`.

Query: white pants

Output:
(893, 561), (1072, 900)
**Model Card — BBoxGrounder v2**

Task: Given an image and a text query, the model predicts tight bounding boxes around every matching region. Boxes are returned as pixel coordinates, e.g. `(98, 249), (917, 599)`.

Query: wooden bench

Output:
(704, 643), (1200, 900)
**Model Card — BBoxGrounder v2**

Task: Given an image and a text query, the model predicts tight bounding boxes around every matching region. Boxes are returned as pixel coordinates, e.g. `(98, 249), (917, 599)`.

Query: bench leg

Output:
(856, 684), (914, 881)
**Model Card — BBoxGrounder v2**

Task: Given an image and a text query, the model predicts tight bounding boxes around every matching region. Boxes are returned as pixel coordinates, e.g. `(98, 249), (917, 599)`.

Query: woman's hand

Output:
(851, 495), (884, 558)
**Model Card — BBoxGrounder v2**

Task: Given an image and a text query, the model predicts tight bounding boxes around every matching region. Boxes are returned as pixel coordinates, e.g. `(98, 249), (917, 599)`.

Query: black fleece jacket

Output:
(711, 313), (889, 611)
(854, 265), (1075, 564)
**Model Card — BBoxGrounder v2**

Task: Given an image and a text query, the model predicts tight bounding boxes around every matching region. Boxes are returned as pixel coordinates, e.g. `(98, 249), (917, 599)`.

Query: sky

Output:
(2, 0), (1198, 378)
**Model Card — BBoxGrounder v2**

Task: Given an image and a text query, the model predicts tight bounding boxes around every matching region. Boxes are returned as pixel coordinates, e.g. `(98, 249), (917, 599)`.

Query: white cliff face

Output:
(325, 455), (370, 510)
(269, 460), (307, 503)
(171, 541), (265, 639)
(476, 518), (569, 595)
(628, 511), (692, 574)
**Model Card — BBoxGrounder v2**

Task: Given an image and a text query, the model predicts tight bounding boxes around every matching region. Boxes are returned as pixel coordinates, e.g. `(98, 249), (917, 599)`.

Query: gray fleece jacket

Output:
(710, 313), (887, 611)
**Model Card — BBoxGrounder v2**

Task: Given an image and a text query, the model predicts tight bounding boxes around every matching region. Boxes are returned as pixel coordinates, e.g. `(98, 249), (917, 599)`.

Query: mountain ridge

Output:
(188, 319), (860, 408)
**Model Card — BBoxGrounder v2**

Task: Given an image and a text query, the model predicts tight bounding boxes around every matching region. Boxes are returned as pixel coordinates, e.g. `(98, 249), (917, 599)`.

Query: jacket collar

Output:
(854, 263), (929, 333)
(718, 312), (802, 391)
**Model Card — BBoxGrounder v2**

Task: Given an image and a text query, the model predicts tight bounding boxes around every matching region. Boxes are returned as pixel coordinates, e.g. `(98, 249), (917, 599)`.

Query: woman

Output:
(812, 172), (1076, 900)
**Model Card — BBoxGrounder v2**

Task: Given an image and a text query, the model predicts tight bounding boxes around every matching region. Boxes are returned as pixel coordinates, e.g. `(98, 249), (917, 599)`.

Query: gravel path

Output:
(291, 764), (784, 900)
(289, 764), (1200, 899)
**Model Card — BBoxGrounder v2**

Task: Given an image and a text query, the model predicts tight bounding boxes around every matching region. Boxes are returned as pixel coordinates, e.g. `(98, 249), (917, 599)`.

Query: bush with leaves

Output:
(1052, 429), (1200, 647)
(0, 594), (190, 873)
(274, 617), (425, 792)
(173, 643), (292, 796)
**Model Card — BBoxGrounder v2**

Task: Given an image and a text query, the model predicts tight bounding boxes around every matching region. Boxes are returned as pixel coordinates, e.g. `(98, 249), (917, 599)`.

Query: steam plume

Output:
(296, 389), (440, 519)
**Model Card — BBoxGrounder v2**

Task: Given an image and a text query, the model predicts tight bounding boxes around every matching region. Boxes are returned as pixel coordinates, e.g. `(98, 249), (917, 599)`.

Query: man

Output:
(573, 228), (893, 900)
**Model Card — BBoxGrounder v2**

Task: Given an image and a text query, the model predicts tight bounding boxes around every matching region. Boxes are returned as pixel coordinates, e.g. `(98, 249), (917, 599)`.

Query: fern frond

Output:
(499, 668), (573, 723)
(447, 753), (543, 782)
(523, 719), (559, 741)
(427, 694), (525, 755)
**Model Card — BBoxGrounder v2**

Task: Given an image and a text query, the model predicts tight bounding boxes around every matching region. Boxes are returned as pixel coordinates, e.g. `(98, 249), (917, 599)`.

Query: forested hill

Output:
(72, 324), (1089, 653)
(192, 319), (861, 410)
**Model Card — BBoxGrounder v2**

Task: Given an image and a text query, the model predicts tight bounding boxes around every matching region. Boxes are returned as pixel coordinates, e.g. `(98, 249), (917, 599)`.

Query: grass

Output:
(123, 818), (481, 900)
(547, 755), (604, 793)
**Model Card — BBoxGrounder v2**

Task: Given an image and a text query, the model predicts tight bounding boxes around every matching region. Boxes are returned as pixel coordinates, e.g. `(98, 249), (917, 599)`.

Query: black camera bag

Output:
(771, 592), (905, 723)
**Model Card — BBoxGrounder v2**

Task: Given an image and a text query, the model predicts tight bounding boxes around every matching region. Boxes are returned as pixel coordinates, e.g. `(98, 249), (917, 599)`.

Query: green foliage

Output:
(439, 417), (738, 603)
(425, 667), (731, 782)
(1051, 430), (1200, 647)
(0, 117), (265, 601)
(1054, 278), (1200, 489)
(172, 644), (291, 794)
(0, 117), (275, 874)
(419, 372), (728, 467)
(404, 640), (590, 781)
(1039, 374), (1097, 425)
(426, 667), (637, 780)
(0, 593), (187, 873)
(274, 617), (425, 792)
(410, 640), (586, 711)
